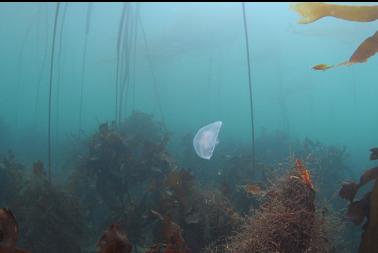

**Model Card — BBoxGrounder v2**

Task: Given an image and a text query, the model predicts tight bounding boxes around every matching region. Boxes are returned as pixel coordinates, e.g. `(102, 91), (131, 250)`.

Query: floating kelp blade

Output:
(313, 31), (378, 71)
(291, 2), (378, 24)
(312, 64), (333, 71)
(348, 31), (378, 64)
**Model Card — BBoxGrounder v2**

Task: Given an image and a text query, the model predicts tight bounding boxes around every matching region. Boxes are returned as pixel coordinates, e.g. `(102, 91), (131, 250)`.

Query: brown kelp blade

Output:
(359, 167), (378, 187)
(370, 147), (378, 160)
(345, 192), (371, 225)
(314, 31), (378, 71)
(348, 31), (378, 64)
(291, 3), (378, 24)
(339, 181), (359, 201)
(312, 64), (334, 71)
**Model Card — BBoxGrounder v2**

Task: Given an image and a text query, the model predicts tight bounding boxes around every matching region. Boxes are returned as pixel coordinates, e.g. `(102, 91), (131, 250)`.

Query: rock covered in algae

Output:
(358, 179), (378, 253)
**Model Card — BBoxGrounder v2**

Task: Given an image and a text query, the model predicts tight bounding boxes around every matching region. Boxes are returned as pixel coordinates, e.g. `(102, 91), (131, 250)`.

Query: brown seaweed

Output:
(291, 3), (378, 71)
(348, 31), (378, 64)
(291, 3), (378, 24)
(338, 148), (378, 252)
(0, 208), (29, 253)
(359, 166), (378, 186)
(96, 224), (132, 253)
(358, 180), (378, 253)
(345, 192), (370, 225)
(0, 208), (18, 250)
(339, 166), (378, 202)
(370, 147), (378, 160)
(339, 181), (359, 202)
(146, 210), (191, 253)
(313, 30), (378, 71)
(207, 164), (338, 253)
(12, 161), (87, 253)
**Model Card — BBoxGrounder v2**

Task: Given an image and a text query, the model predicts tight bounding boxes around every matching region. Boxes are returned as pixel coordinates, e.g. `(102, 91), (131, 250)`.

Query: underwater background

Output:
(0, 2), (378, 253)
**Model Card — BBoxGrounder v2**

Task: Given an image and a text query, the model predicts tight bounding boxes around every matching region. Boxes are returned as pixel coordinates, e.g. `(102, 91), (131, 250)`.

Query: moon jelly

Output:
(193, 121), (222, 160)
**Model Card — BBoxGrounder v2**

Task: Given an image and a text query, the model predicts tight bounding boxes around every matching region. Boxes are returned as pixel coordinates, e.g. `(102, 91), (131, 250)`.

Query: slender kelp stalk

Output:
(242, 2), (256, 172)
(131, 4), (139, 113)
(54, 2), (68, 170)
(33, 4), (49, 129)
(138, 11), (166, 125)
(15, 10), (36, 139)
(78, 3), (93, 136)
(47, 2), (61, 182)
(115, 3), (127, 124)
(118, 4), (133, 123)
(119, 4), (142, 122)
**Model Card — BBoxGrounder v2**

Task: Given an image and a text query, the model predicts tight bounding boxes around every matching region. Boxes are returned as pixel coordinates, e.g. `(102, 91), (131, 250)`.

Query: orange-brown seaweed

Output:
(0, 208), (18, 250)
(146, 210), (192, 253)
(0, 208), (29, 253)
(312, 63), (333, 71)
(295, 159), (314, 190)
(243, 183), (262, 196)
(291, 3), (378, 24)
(312, 31), (378, 71)
(96, 224), (132, 253)
(347, 31), (378, 64)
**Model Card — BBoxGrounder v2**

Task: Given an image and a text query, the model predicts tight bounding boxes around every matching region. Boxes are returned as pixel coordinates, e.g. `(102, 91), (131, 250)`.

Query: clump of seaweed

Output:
(338, 147), (378, 253)
(96, 223), (132, 253)
(12, 161), (87, 253)
(146, 210), (192, 253)
(0, 151), (25, 207)
(0, 208), (29, 253)
(147, 167), (241, 252)
(293, 137), (352, 203)
(69, 112), (173, 247)
(206, 161), (341, 253)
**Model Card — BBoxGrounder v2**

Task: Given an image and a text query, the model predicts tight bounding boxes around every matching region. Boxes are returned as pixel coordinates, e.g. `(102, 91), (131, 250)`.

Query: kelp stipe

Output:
(241, 2), (256, 173)
(78, 3), (93, 137)
(47, 2), (60, 182)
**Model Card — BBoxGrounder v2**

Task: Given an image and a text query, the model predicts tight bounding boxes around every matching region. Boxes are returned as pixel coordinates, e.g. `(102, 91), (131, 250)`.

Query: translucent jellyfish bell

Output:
(193, 121), (223, 160)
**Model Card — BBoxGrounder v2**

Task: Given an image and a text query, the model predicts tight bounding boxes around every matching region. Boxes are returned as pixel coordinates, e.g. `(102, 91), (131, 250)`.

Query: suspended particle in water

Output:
(193, 121), (222, 160)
